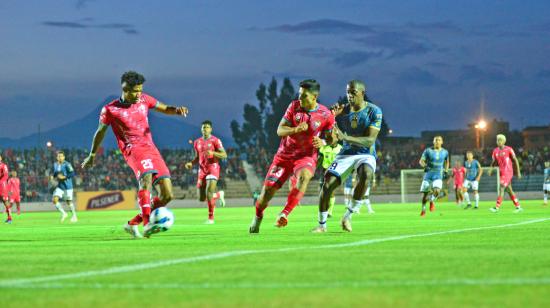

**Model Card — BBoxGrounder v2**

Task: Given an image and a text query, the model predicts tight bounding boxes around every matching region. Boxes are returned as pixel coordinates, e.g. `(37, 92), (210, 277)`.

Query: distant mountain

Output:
(0, 96), (234, 149)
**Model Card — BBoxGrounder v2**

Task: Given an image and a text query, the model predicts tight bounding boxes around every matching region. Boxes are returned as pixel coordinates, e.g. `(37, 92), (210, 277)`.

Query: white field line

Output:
(9, 277), (550, 289)
(0, 217), (548, 288)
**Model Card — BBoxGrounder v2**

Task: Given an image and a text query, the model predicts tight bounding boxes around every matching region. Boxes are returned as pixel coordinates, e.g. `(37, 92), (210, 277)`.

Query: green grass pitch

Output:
(1, 200), (549, 307)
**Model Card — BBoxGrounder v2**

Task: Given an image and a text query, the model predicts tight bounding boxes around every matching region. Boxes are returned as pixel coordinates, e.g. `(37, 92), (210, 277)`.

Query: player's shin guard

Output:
(496, 196), (503, 209)
(281, 188), (304, 216)
(511, 194), (520, 207)
(137, 189), (151, 226)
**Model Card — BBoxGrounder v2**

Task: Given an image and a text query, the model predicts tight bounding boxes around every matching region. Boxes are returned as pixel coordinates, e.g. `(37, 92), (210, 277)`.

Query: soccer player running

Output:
(462, 151), (483, 209)
(448, 160), (465, 206)
(544, 161), (550, 206)
(82, 71), (189, 238)
(50, 151), (78, 223)
(8, 171), (21, 215)
(419, 136), (449, 217)
(317, 142), (342, 218)
(488, 134), (523, 213)
(313, 80), (382, 233)
(249, 79), (335, 233)
(0, 154), (12, 223)
(185, 120), (227, 224)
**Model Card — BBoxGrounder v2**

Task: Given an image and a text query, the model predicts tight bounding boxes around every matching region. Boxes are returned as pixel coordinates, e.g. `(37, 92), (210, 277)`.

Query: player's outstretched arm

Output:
(81, 124), (108, 169)
(155, 102), (189, 117)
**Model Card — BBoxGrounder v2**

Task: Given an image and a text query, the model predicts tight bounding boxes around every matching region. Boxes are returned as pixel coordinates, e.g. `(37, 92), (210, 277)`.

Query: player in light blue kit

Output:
(313, 79), (382, 232)
(544, 161), (550, 206)
(463, 150), (483, 209)
(419, 136), (449, 216)
(50, 151), (77, 222)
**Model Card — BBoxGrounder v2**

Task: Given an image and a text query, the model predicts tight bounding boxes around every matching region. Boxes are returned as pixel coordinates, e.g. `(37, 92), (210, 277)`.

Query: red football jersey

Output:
(452, 167), (466, 185)
(99, 93), (159, 155)
(492, 146), (516, 177)
(8, 177), (20, 195)
(194, 135), (224, 170)
(0, 163), (8, 184)
(276, 100), (335, 160)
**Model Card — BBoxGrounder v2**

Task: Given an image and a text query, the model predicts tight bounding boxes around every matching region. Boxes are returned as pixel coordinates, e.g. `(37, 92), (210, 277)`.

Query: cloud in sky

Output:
(459, 64), (518, 83)
(293, 48), (382, 68)
(41, 19), (139, 35)
(75, 0), (95, 10)
(268, 19), (374, 35)
(397, 67), (446, 86)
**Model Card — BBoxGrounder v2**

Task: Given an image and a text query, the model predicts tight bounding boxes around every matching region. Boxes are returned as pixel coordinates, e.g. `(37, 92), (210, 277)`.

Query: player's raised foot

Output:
(143, 223), (161, 238)
(489, 207), (499, 213)
(124, 223), (143, 239)
(218, 191), (225, 207)
(341, 217), (352, 232)
(420, 210), (426, 217)
(204, 219), (215, 224)
(249, 216), (263, 234)
(274, 213), (288, 228)
(464, 204), (472, 210)
(311, 225), (327, 233)
(60, 212), (68, 223)
(429, 202), (435, 212)
(513, 207), (523, 213)
(70, 216), (78, 223)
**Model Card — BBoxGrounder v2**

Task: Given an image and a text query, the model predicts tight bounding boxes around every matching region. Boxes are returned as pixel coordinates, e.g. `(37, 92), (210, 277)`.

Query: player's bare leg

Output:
(277, 168), (313, 228)
(313, 173), (340, 233)
(52, 195), (67, 222)
(341, 164), (373, 232)
(249, 185), (278, 233)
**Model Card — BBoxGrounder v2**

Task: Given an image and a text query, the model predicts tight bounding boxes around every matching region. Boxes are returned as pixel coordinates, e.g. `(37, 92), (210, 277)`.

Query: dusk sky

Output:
(1, 0), (549, 139)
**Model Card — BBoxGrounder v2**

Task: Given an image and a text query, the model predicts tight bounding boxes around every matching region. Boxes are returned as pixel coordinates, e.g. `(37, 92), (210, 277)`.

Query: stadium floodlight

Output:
(46, 141), (53, 148)
(477, 120), (487, 130)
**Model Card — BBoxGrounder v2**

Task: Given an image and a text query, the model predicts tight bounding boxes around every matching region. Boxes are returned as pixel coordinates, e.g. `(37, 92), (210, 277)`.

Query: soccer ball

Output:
(149, 207), (175, 231)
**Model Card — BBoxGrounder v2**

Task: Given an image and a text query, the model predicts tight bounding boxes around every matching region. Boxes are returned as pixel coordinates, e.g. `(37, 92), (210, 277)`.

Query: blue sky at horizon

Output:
(1, 0), (549, 139)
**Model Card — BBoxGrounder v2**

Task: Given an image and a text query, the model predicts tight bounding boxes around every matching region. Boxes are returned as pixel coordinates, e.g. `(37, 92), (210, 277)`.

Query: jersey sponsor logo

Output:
(86, 191), (125, 210)
(313, 120), (321, 129)
(351, 114), (358, 129)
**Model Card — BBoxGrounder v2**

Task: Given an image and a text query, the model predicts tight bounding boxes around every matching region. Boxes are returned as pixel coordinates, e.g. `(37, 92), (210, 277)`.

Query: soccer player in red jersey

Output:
(0, 154), (12, 223)
(8, 171), (21, 215)
(82, 71), (189, 238)
(448, 161), (466, 205)
(185, 120), (227, 224)
(249, 79), (335, 233)
(488, 134), (523, 213)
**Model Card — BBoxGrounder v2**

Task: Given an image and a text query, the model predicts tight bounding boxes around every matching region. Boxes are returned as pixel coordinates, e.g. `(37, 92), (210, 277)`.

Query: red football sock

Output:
(5, 204), (12, 220)
(207, 199), (215, 220)
(255, 200), (265, 219)
(211, 192), (220, 202)
(511, 194), (520, 207)
(138, 189), (151, 226)
(129, 213), (143, 225)
(282, 188), (304, 216)
(496, 196), (503, 208)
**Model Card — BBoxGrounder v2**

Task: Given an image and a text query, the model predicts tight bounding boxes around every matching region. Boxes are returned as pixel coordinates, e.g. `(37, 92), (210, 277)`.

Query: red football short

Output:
(125, 146), (170, 184)
(264, 155), (316, 189)
(197, 164), (221, 188)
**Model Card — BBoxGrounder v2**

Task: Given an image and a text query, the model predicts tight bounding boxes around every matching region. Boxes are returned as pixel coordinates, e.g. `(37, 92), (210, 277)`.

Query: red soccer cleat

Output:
(429, 202), (435, 212)
(420, 210), (426, 217)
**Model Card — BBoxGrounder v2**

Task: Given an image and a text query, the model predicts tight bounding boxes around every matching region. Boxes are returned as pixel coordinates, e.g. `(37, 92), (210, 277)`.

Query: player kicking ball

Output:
(249, 79), (335, 233)
(488, 134), (523, 213)
(185, 120), (227, 224)
(51, 151), (78, 223)
(419, 136), (449, 216)
(82, 71), (189, 238)
(313, 80), (382, 233)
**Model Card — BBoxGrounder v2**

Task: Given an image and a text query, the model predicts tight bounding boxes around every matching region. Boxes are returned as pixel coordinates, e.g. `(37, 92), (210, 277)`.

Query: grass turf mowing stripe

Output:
(1, 217), (548, 287)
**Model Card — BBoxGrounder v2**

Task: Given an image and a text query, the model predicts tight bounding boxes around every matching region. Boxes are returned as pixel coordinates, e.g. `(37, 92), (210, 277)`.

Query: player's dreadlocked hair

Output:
(299, 79), (320, 95)
(121, 71), (146, 87)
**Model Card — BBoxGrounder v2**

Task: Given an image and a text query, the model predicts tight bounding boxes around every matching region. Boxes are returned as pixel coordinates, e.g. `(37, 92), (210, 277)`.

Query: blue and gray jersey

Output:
(53, 161), (75, 190)
(545, 168), (550, 184)
(336, 102), (382, 157)
(421, 147), (449, 181)
(464, 159), (480, 181)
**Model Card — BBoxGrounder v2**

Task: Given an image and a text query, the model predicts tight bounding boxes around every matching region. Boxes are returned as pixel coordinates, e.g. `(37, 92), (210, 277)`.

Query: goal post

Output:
(400, 167), (500, 203)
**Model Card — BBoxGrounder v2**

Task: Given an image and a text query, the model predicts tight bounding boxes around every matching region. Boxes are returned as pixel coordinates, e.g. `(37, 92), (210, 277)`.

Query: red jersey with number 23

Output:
(276, 100), (335, 161)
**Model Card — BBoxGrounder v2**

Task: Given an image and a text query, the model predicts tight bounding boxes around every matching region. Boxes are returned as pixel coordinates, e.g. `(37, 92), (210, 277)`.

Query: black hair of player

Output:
(299, 79), (320, 94)
(121, 71), (146, 87)
(202, 120), (213, 127)
(56, 150), (65, 155)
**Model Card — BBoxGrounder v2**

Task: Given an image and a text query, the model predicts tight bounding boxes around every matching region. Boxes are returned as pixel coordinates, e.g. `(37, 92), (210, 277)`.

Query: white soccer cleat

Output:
(249, 216), (263, 234)
(70, 216), (78, 223)
(513, 207), (524, 213)
(274, 212), (288, 228)
(489, 207), (500, 213)
(143, 223), (161, 238)
(341, 217), (352, 232)
(204, 219), (215, 224)
(218, 191), (226, 207)
(124, 224), (143, 239)
(60, 212), (68, 223)
(311, 225), (327, 233)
